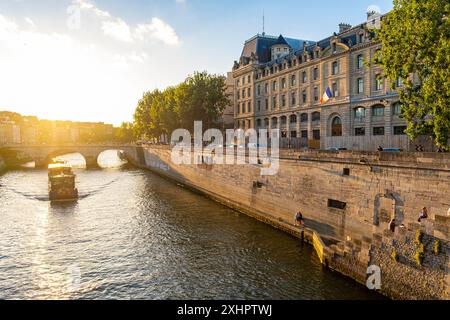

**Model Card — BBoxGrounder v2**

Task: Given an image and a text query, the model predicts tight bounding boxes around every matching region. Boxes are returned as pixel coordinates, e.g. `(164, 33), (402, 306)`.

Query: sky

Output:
(0, 0), (393, 126)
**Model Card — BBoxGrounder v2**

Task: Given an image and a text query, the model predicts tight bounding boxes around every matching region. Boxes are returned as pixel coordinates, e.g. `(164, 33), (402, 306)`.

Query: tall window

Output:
(314, 87), (319, 102)
(272, 95), (277, 109)
(302, 90), (307, 104)
(257, 100), (261, 112)
(332, 61), (338, 75)
(332, 82), (339, 97)
(312, 112), (321, 122)
(281, 95), (286, 108)
(242, 89), (245, 98)
(265, 83), (269, 94)
(247, 88), (251, 97)
(313, 67), (319, 80)
(396, 77), (403, 88)
(291, 74), (296, 86)
(354, 107), (366, 120)
(272, 81), (277, 91)
(372, 105), (385, 117)
(393, 102), (402, 116)
(291, 92), (296, 106)
(375, 75), (383, 91)
(247, 102), (251, 113)
(271, 117), (278, 127)
(265, 98), (268, 110)
(357, 78), (364, 94)
(300, 113), (308, 123)
(257, 85), (261, 96)
(290, 114), (297, 124)
(357, 55), (364, 69)
(281, 78), (286, 89)
(302, 71), (307, 83)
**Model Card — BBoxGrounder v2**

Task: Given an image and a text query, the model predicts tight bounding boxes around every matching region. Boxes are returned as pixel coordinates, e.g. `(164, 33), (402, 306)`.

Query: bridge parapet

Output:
(0, 145), (140, 169)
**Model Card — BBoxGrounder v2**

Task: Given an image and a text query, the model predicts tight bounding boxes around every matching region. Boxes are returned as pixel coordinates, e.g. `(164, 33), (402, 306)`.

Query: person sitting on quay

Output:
(389, 218), (396, 233)
(295, 211), (305, 228)
(418, 207), (428, 223)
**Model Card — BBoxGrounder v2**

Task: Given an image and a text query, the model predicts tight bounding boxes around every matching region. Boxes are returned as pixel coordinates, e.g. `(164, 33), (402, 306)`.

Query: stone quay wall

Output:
(132, 146), (449, 300)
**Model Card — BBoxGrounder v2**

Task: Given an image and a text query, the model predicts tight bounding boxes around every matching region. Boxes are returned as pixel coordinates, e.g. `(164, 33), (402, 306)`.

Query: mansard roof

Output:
(240, 34), (312, 64)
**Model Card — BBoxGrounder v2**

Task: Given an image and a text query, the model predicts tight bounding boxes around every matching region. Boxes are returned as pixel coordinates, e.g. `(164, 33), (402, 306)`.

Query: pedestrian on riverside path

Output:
(295, 211), (305, 227)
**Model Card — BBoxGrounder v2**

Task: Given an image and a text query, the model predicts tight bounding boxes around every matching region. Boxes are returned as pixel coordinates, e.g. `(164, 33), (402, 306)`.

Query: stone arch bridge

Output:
(0, 145), (144, 169)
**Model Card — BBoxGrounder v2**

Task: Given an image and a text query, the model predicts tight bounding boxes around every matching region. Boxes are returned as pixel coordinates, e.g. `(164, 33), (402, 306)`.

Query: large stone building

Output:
(232, 12), (410, 151)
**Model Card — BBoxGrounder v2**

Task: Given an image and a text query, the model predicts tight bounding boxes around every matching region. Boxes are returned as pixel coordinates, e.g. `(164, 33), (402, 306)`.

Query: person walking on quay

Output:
(418, 207), (428, 223)
(295, 211), (305, 227)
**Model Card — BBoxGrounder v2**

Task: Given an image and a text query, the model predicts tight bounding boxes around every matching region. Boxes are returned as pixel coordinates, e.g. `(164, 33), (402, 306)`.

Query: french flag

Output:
(320, 87), (333, 104)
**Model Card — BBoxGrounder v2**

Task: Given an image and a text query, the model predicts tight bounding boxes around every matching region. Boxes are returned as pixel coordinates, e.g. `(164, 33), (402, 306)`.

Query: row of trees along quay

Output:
(123, 0), (449, 151)
(129, 72), (230, 143)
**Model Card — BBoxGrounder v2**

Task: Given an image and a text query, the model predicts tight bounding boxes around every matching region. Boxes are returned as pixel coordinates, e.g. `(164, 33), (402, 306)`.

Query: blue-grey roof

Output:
(241, 34), (313, 63)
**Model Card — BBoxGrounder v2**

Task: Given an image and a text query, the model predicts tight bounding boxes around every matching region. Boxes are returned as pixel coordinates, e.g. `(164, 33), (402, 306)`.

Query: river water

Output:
(0, 152), (382, 300)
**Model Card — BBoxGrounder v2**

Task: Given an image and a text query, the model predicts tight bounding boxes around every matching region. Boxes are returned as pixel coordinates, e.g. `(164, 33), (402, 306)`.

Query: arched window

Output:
(280, 116), (287, 126)
(271, 117), (278, 127)
(290, 114), (297, 124)
(372, 104), (385, 117)
(264, 118), (269, 128)
(354, 107), (366, 120)
(393, 102), (402, 116)
(331, 116), (343, 137)
(312, 112), (321, 122)
(300, 113), (308, 123)
(256, 119), (262, 128)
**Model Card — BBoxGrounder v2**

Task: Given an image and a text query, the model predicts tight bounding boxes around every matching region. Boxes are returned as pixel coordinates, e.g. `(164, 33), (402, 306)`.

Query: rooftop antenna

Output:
(262, 10), (265, 36)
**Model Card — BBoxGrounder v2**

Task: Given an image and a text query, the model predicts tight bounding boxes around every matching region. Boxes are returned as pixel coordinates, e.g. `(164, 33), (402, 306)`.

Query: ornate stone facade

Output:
(232, 15), (409, 151)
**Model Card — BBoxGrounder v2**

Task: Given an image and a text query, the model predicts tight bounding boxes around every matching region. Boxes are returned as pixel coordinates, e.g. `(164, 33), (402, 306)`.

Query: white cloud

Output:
(73, 0), (180, 46)
(135, 18), (180, 46)
(0, 9), (190, 126)
(101, 18), (133, 42)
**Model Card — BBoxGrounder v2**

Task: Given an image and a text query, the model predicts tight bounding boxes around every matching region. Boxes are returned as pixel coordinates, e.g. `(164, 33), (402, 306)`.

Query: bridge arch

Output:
(2, 145), (139, 169)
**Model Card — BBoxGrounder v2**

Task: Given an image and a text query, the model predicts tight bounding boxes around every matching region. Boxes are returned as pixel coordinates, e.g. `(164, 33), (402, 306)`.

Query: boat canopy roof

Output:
(48, 163), (73, 170)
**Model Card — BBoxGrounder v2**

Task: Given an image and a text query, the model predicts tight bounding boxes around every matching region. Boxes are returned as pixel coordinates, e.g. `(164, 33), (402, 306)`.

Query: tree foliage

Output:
(133, 72), (230, 139)
(115, 122), (136, 143)
(376, 0), (450, 150)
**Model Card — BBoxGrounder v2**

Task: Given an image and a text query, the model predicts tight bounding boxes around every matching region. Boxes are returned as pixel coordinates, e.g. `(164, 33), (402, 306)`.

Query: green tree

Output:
(115, 122), (135, 143)
(176, 72), (229, 132)
(133, 90), (158, 139)
(376, 0), (450, 150)
(133, 72), (230, 139)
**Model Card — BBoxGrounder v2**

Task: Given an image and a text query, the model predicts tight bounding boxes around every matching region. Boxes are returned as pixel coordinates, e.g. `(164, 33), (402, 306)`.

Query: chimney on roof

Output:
(339, 23), (352, 33)
(367, 10), (377, 19)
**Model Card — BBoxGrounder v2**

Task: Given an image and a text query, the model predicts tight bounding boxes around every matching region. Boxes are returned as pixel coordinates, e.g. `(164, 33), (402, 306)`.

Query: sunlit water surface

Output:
(0, 152), (383, 300)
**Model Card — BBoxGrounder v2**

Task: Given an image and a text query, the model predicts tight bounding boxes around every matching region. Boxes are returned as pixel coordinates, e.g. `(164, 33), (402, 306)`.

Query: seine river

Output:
(0, 151), (382, 300)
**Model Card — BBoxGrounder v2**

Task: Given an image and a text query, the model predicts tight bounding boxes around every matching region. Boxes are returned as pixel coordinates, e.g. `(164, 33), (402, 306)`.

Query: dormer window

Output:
(332, 43), (337, 54)
(358, 33), (364, 44)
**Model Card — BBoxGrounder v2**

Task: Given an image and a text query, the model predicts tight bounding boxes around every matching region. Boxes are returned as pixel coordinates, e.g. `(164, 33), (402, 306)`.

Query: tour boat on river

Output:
(48, 162), (78, 202)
